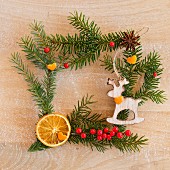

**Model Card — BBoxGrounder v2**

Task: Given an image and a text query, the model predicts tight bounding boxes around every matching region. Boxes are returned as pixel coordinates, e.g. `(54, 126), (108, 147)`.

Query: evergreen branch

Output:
(28, 140), (50, 152)
(135, 51), (162, 73)
(19, 36), (48, 69)
(67, 95), (106, 130)
(110, 134), (148, 152)
(48, 13), (140, 70)
(134, 51), (166, 104)
(123, 45), (143, 61)
(30, 21), (56, 62)
(69, 52), (100, 70)
(101, 31), (124, 50)
(48, 33), (101, 70)
(30, 20), (48, 47)
(11, 53), (54, 116)
(42, 70), (57, 104)
(68, 11), (101, 36)
(117, 109), (129, 120)
(100, 54), (114, 72)
(147, 90), (166, 104)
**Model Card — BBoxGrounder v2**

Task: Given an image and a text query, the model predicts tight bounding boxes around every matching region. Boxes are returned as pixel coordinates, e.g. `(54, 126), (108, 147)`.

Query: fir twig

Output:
(30, 21), (48, 47)
(11, 53), (54, 116)
(134, 52), (166, 104)
(100, 54), (114, 72)
(110, 134), (148, 152)
(28, 140), (50, 152)
(19, 36), (48, 69)
(68, 11), (101, 36)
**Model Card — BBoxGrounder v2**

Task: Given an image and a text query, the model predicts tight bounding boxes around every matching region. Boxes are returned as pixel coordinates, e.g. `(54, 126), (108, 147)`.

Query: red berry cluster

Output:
(75, 127), (131, 141)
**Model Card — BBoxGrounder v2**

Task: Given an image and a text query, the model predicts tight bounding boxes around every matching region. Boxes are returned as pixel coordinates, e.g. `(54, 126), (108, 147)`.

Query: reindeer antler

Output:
(107, 78), (117, 87)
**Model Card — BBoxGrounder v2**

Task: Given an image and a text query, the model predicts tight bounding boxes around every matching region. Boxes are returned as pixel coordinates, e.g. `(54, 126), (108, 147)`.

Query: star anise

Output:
(120, 30), (140, 51)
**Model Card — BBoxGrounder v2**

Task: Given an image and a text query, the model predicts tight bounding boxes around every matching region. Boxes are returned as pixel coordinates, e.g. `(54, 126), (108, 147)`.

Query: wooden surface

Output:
(0, 0), (170, 169)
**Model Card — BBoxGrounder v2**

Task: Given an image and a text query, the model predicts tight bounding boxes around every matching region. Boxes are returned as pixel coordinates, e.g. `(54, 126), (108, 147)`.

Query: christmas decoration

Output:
(110, 131), (115, 137)
(47, 63), (57, 71)
(76, 128), (82, 134)
(107, 135), (112, 140)
(90, 129), (96, 135)
(125, 130), (131, 137)
(97, 136), (103, 141)
(117, 132), (124, 139)
(127, 55), (137, 64)
(103, 127), (109, 133)
(153, 72), (157, 77)
(97, 130), (103, 135)
(107, 78), (144, 125)
(81, 133), (87, 139)
(112, 126), (119, 133)
(11, 11), (166, 153)
(44, 47), (50, 53)
(120, 30), (140, 51)
(102, 133), (107, 139)
(109, 41), (115, 47)
(36, 114), (71, 147)
(64, 63), (69, 69)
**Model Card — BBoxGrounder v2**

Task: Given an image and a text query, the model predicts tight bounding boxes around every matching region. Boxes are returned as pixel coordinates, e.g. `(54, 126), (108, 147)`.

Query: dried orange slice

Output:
(36, 113), (71, 147)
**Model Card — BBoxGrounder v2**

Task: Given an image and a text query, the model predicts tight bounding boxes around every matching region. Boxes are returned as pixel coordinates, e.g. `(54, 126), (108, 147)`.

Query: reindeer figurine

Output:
(107, 78), (144, 125)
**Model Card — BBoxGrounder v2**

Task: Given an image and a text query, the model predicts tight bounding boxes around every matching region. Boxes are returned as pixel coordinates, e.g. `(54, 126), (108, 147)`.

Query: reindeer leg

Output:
(107, 105), (119, 124)
(133, 105), (144, 123)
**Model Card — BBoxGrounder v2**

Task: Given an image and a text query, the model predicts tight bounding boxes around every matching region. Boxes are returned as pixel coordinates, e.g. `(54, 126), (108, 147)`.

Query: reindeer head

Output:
(107, 78), (129, 98)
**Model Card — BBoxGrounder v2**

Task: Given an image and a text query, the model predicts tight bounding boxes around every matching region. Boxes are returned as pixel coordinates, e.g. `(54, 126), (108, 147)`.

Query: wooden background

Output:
(0, 0), (170, 169)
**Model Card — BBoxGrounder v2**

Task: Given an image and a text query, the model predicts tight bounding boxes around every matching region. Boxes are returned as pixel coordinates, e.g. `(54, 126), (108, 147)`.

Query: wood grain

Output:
(0, 0), (170, 169)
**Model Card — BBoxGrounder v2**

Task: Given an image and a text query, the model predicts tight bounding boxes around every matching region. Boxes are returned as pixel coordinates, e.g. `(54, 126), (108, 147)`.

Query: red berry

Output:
(81, 133), (86, 139)
(110, 131), (115, 137)
(64, 63), (69, 69)
(90, 129), (96, 135)
(44, 47), (50, 53)
(103, 127), (109, 133)
(97, 130), (103, 136)
(97, 135), (103, 141)
(112, 126), (119, 133)
(125, 130), (131, 137)
(109, 41), (115, 47)
(102, 133), (107, 139)
(76, 128), (82, 134)
(117, 132), (123, 139)
(107, 134), (112, 140)
(153, 72), (157, 77)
